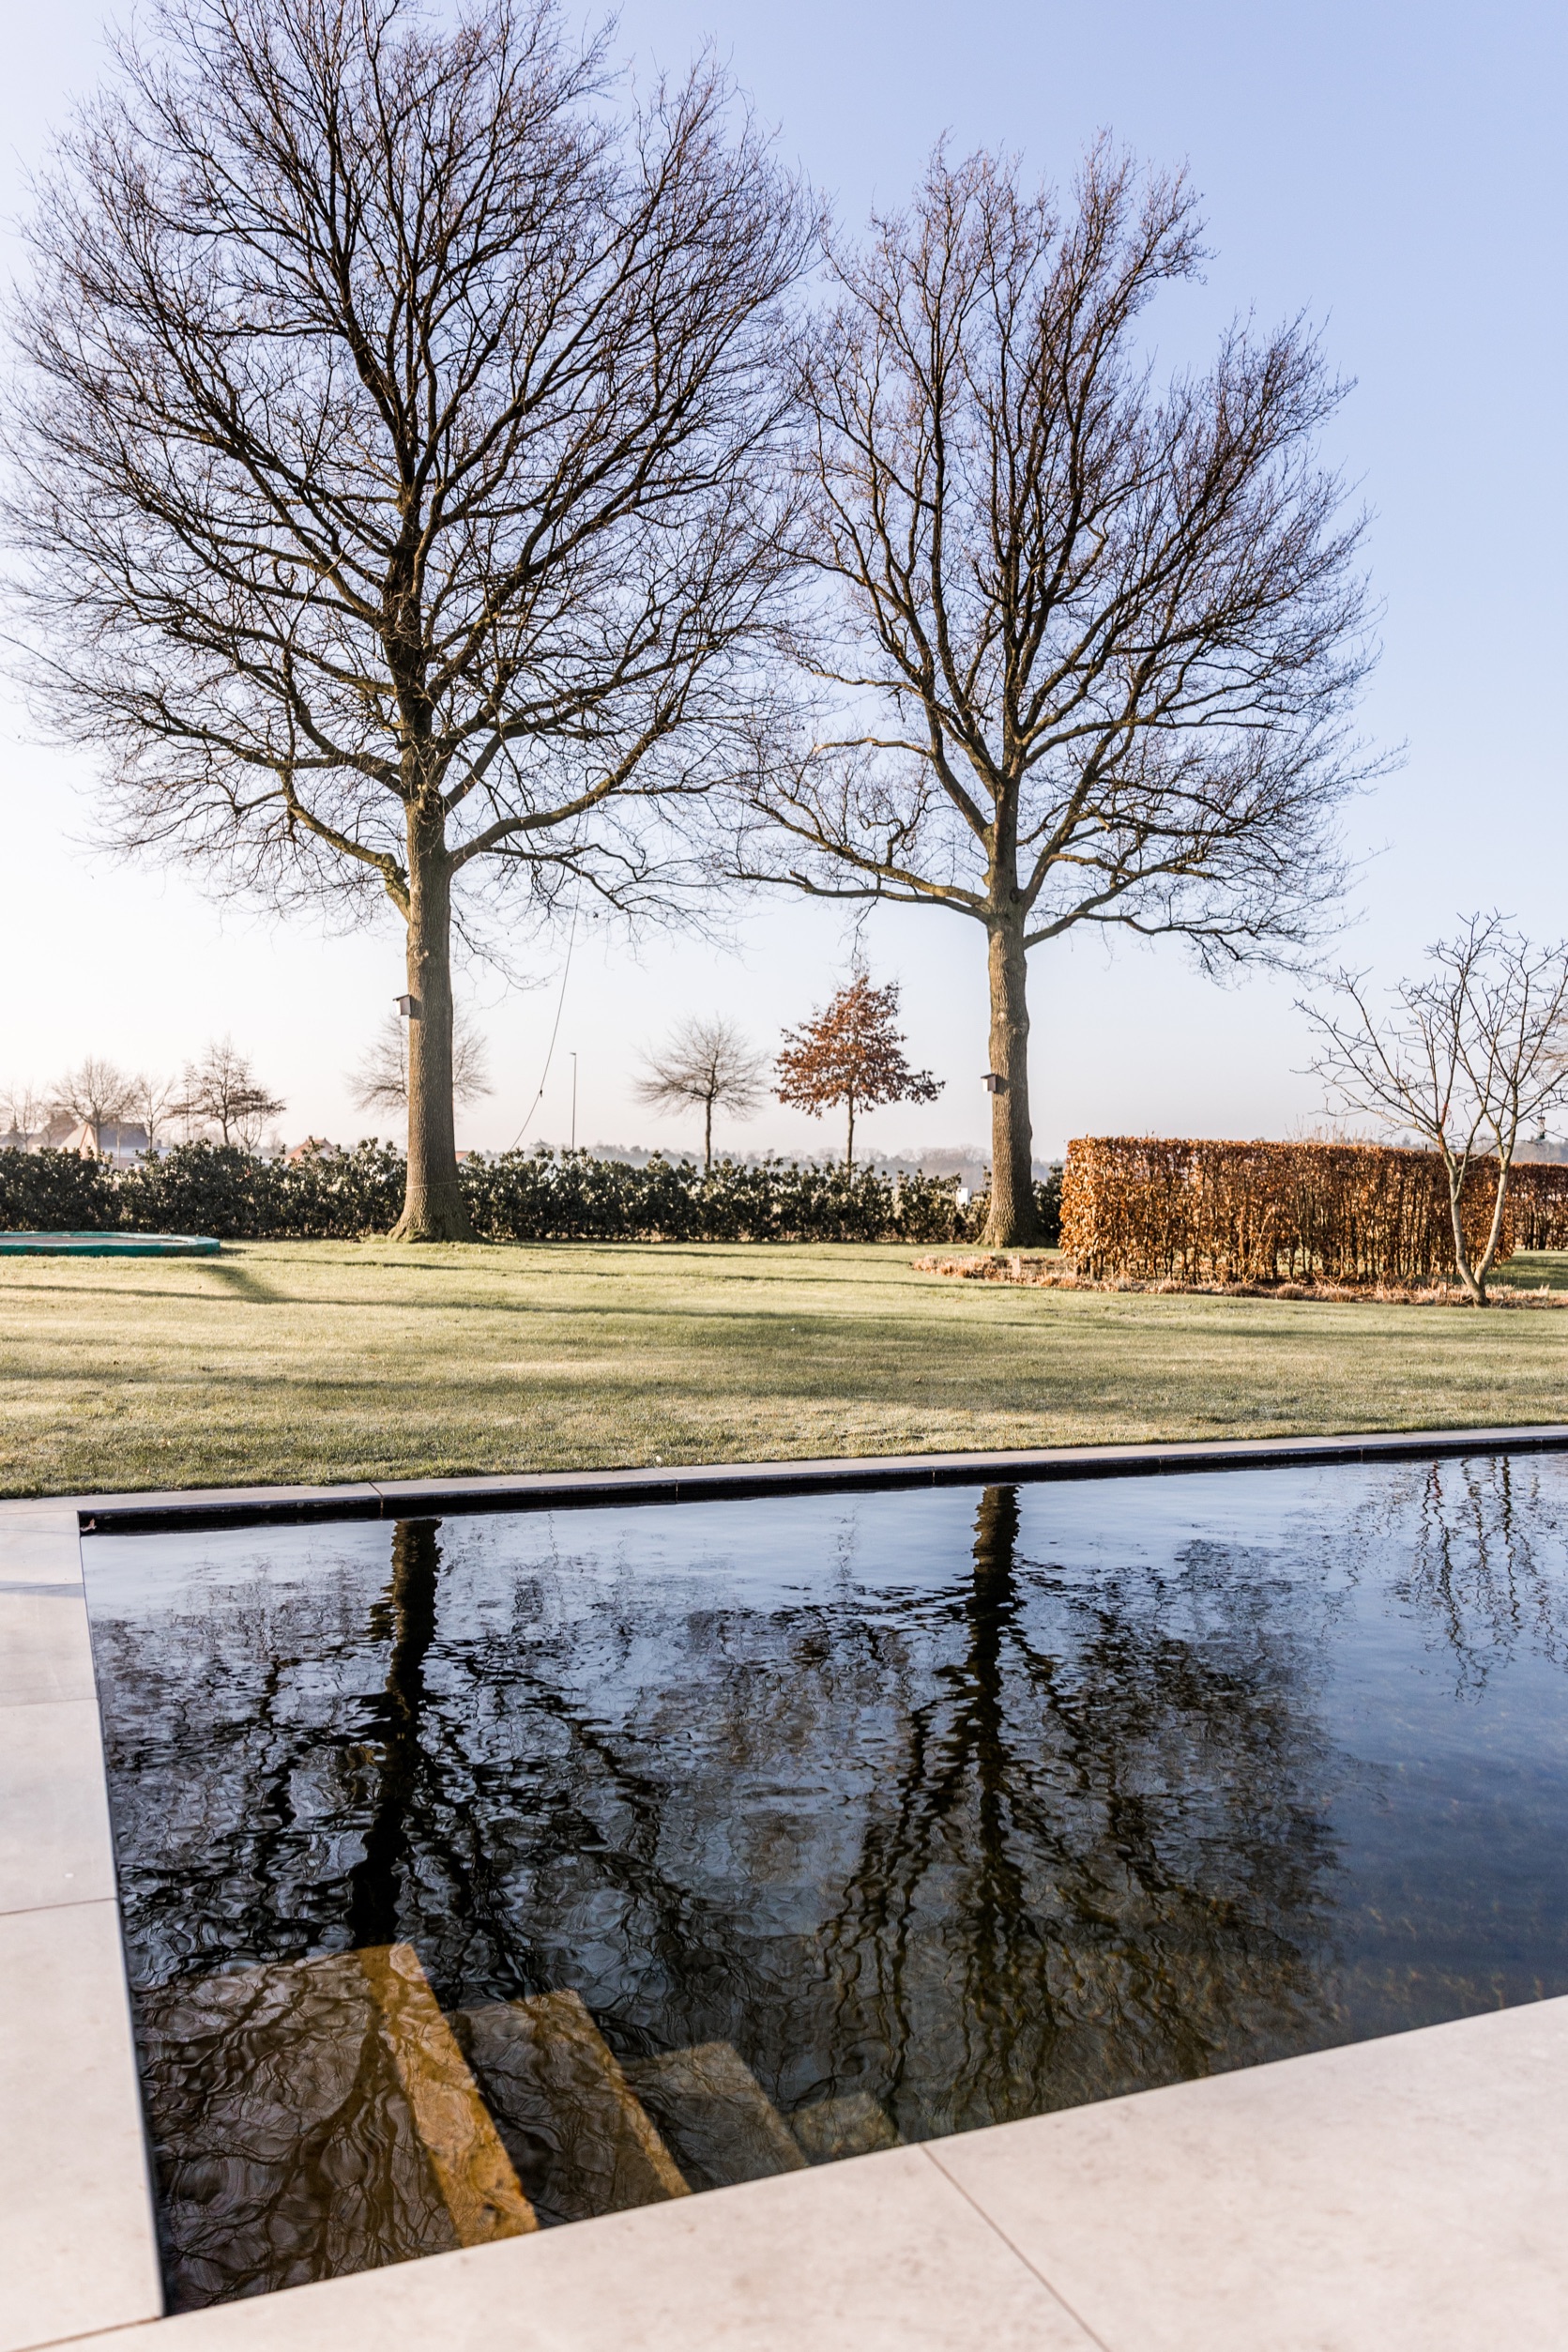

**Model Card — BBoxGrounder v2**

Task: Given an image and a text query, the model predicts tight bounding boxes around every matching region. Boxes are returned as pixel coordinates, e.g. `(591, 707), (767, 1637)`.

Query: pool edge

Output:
(65, 1419), (1568, 1534)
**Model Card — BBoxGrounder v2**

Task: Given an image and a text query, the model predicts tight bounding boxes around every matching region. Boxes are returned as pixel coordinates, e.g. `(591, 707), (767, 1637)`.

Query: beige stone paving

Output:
(0, 1503), (163, 2352)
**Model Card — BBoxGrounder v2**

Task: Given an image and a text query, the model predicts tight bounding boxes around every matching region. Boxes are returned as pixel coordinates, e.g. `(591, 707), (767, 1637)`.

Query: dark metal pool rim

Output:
(69, 1422), (1568, 1535)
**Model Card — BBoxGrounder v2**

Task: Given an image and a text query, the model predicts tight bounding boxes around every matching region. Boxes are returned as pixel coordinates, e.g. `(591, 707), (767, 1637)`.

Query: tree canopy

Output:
(775, 971), (940, 1168)
(738, 143), (1374, 1242)
(7, 0), (812, 1236)
(634, 1015), (767, 1169)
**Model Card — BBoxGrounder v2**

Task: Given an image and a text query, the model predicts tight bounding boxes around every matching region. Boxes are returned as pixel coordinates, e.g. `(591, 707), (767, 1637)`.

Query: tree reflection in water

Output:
(86, 1454), (1568, 2178)
(814, 1485), (1340, 2135)
(1385, 1456), (1568, 1696)
(347, 1519), (442, 1951)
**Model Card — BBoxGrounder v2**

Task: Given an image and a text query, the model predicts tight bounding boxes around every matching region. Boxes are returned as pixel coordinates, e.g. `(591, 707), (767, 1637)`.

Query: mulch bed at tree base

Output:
(911, 1254), (1568, 1308)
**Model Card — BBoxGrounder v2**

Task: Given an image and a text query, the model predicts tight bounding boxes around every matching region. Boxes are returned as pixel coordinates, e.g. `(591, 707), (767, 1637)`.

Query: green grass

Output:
(3, 1239), (1568, 1499)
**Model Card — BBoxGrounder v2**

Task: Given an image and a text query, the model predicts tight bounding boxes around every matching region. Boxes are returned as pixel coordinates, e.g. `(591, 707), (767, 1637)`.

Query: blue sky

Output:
(1, 0), (1562, 1159)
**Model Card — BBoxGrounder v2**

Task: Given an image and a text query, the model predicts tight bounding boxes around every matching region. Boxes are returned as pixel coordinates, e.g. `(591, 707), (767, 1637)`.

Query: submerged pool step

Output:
(622, 2040), (811, 2191)
(140, 1947), (903, 2308)
(451, 1991), (691, 2227)
(358, 1945), (538, 2246)
(622, 2043), (904, 2186)
(452, 1996), (903, 2209)
(138, 1945), (534, 2310)
(789, 2088), (904, 2163)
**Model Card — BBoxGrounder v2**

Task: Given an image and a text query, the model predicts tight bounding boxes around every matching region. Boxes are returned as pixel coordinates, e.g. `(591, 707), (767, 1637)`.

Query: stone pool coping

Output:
(8, 1425), (1568, 2349)
(64, 1414), (1568, 1531)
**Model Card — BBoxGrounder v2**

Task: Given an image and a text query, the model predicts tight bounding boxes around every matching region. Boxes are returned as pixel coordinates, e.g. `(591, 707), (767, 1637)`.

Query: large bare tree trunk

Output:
(390, 823), (472, 1243)
(982, 918), (1037, 1248)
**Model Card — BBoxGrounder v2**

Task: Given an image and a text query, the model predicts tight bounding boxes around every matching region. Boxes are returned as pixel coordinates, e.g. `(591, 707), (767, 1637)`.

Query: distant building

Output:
(53, 1121), (152, 1168)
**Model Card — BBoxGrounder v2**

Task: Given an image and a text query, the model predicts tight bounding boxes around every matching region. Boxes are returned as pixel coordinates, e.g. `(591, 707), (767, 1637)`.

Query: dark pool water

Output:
(84, 1454), (1568, 2305)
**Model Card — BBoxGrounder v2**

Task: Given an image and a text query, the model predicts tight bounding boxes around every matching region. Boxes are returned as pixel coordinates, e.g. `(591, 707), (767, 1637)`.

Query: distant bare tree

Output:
(174, 1039), (286, 1150)
(634, 1016), (766, 1169)
(6, 0), (812, 1243)
(49, 1057), (140, 1152)
(352, 1012), (493, 1121)
(130, 1073), (177, 1151)
(738, 142), (1374, 1245)
(0, 1084), (47, 1148)
(1305, 915), (1568, 1304)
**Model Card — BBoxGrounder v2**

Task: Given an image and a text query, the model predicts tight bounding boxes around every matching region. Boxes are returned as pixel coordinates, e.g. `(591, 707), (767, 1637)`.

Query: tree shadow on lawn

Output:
(197, 1262), (291, 1306)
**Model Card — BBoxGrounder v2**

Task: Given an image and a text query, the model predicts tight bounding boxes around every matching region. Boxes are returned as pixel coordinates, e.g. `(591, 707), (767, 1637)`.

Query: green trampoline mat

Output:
(0, 1232), (221, 1257)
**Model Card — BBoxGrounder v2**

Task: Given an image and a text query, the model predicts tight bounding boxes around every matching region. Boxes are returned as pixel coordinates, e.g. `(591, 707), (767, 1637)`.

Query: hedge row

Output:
(1059, 1137), (1568, 1287)
(1502, 1163), (1568, 1252)
(0, 1141), (1063, 1247)
(0, 1141), (404, 1240)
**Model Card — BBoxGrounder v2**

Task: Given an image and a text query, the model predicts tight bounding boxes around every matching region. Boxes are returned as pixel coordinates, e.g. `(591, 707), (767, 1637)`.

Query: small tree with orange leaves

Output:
(775, 973), (942, 1170)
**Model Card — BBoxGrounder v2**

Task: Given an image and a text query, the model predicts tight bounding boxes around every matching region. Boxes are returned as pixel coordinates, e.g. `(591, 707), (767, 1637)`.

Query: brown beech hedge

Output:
(1060, 1138), (1568, 1287)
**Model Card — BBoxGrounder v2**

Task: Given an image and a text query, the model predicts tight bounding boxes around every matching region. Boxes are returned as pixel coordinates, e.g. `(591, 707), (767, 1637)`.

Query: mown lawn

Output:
(2, 1239), (1567, 1498)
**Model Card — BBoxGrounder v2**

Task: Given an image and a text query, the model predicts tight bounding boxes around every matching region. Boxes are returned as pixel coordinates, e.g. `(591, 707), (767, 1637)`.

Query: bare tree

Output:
(174, 1039), (286, 1149)
(352, 1010), (493, 1120)
(6, 0), (812, 1242)
(49, 1056), (140, 1152)
(738, 143), (1374, 1245)
(1305, 916), (1568, 1305)
(130, 1073), (177, 1151)
(0, 1084), (47, 1149)
(633, 1016), (766, 1169)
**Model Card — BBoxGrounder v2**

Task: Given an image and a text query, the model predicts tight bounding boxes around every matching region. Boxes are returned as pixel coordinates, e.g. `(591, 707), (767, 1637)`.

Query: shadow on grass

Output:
(199, 1261), (288, 1306)
(0, 1275), (266, 1307)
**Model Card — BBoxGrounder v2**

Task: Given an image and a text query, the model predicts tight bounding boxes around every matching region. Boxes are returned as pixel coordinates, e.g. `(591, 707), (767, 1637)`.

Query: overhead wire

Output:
(507, 893), (580, 1151)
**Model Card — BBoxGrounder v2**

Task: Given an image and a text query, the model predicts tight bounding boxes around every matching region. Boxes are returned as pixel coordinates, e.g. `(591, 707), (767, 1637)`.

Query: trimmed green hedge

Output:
(0, 1141), (403, 1240)
(0, 1142), (1062, 1247)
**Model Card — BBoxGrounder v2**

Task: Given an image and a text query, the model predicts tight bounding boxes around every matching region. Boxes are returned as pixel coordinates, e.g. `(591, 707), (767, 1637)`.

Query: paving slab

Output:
(50, 2143), (1094, 2352)
(0, 1523), (84, 1588)
(0, 1504), (84, 1535)
(0, 1697), (117, 1914)
(0, 1900), (162, 2352)
(0, 1584), (98, 1707)
(929, 1995), (1568, 2352)
(349, 1422), (1568, 1516)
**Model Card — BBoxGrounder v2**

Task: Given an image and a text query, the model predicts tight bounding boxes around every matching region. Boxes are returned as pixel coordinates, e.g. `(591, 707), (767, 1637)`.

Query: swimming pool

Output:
(84, 1450), (1568, 2308)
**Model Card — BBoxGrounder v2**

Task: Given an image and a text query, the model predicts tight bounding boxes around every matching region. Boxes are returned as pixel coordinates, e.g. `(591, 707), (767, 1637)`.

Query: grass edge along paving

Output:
(4, 1237), (1568, 1500)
